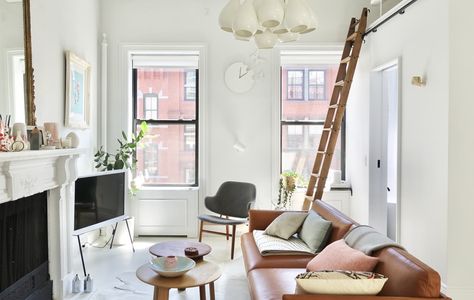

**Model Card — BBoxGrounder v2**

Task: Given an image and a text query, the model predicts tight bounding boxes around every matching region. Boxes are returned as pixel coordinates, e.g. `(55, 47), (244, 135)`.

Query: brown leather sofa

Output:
(241, 200), (451, 300)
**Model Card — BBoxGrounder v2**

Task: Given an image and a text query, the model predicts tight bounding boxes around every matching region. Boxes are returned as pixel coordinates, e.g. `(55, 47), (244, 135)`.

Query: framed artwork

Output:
(65, 51), (90, 128)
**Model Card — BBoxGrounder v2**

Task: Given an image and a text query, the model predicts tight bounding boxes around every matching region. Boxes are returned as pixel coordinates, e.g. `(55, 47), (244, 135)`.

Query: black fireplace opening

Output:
(0, 192), (52, 300)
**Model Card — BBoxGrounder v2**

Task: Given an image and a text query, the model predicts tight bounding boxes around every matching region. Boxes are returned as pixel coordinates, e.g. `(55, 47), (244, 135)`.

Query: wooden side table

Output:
(136, 261), (221, 300)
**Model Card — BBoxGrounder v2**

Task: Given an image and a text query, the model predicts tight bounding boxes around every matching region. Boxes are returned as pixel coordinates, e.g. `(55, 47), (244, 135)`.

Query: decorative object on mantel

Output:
(218, 0), (317, 49)
(65, 51), (91, 129)
(274, 171), (298, 210)
(29, 127), (42, 150)
(44, 122), (59, 146)
(66, 132), (80, 148)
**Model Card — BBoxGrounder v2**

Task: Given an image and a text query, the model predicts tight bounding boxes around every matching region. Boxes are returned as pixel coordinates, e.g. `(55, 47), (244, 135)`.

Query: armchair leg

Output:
(231, 225), (237, 260)
(225, 216), (229, 241)
(199, 220), (204, 242)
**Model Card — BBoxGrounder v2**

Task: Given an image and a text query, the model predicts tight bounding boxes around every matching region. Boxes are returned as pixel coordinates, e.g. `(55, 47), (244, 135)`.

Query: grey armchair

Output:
(198, 181), (256, 259)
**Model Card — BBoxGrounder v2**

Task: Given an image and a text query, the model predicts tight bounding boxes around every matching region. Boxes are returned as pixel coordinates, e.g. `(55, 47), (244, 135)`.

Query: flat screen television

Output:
(73, 170), (126, 235)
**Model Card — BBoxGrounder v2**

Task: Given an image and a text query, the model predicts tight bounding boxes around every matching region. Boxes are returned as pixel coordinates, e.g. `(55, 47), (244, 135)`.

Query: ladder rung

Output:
(305, 195), (314, 202)
(311, 173), (319, 178)
(335, 80), (345, 87)
(328, 104), (339, 109)
(341, 56), (352, 64)
(346, 32), (358, 42)
(317, 151), (325, 154)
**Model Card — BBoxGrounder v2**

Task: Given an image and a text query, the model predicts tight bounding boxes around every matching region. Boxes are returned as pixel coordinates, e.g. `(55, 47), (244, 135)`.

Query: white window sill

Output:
(138, 186), (199, 192)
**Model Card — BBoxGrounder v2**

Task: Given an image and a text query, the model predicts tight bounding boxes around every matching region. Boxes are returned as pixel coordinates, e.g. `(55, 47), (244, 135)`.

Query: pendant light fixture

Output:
(218, 0), (317, 49)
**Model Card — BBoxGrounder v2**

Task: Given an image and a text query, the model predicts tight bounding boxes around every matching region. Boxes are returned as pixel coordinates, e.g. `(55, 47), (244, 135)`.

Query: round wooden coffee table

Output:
(136, 261), (221, 300)
(149, 240), (212, 261)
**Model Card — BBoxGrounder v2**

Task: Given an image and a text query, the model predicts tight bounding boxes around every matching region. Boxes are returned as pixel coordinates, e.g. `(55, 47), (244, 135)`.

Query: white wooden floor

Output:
(65, 231), (250, 300)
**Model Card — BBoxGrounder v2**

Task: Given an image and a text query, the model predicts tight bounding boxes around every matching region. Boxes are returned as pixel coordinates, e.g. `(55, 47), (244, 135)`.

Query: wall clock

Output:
(224, 62), (255, 93)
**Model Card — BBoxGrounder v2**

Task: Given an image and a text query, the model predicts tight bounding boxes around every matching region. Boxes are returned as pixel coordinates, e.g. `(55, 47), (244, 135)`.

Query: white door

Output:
(369, 61), (400, 242)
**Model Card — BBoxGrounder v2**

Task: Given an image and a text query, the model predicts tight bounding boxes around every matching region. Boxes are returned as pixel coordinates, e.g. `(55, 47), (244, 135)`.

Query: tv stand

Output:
(73, 217), (135, 277)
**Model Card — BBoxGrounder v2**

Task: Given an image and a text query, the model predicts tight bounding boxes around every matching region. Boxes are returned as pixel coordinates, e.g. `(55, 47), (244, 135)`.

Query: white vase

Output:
(278, 32), (300, 43)
(219, 0), (241, 33)
(301, 3), (317, 34)
(257, 0), (284, 28)
(255, 29), (278, 49)
(285, 0), (312, 33)
(233, 0), (259, 38)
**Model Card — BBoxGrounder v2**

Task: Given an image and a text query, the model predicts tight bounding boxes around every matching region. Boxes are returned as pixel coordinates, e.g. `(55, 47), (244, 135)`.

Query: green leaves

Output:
(93, 121), (149, 172)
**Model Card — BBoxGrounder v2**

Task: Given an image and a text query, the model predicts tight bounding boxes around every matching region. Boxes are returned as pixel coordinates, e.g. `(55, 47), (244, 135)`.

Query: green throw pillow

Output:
(264, 212), (308, 240)
(298, 210), (332, 253)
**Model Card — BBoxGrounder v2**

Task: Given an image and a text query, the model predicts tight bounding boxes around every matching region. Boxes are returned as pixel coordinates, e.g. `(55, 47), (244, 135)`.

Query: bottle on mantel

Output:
(30, 126), (41, 150)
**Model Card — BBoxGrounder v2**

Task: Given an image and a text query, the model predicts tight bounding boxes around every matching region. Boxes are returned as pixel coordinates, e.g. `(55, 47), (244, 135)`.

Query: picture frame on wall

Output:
(65, 51), (90, 129)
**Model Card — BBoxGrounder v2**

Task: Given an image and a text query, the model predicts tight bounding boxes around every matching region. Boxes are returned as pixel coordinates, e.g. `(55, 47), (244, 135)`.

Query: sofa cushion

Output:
(241, 232), (314, 272)
(248, 268), (303, 300)
(265, 212), (308, 240)
(295, 270), (388, 295)
(298, 210), (332, 253)
(306, 239), (378, 272)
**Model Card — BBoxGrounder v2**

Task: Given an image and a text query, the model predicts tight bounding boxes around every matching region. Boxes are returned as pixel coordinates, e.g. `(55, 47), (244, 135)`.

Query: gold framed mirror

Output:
(1, 0), (36, 126)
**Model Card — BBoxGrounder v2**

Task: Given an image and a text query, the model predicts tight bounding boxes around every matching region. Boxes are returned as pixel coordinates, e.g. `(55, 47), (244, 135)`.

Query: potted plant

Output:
(274, 171), (298, 210)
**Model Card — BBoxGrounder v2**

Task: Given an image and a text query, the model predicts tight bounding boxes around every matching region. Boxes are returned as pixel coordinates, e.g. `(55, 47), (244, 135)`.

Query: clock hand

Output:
(239, 66), (249, 79)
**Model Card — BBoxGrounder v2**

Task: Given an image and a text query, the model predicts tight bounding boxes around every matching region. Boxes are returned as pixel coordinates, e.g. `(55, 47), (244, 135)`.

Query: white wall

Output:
(447, 1), (474, 298)
(346, 0), (449, 281)
(100, 0), (368, 210)
(30, 0), (99, 174)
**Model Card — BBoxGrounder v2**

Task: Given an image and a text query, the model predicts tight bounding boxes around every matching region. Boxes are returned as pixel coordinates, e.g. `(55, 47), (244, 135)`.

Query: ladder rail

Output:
(303, 8), (369, 210)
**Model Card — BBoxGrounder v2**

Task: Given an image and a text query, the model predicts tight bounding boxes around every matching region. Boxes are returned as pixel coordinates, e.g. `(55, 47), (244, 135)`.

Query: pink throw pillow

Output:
(306, 239), (378, 272)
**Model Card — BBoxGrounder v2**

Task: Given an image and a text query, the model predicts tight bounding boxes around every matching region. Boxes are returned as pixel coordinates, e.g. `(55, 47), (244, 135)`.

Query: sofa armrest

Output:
(283, 295), (451, 300)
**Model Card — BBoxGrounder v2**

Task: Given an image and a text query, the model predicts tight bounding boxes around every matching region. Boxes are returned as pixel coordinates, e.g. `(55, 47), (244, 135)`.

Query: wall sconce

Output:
(411, 76), (426, 87)
(233, 142), (246, 152)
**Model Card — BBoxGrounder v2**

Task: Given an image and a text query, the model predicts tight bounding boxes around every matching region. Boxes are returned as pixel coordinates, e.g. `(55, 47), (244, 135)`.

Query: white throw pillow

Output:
(295, 270), (388, 295)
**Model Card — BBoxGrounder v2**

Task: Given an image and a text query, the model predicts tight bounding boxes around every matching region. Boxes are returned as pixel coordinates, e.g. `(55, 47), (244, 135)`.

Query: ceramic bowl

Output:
(149, 256), (196, 278)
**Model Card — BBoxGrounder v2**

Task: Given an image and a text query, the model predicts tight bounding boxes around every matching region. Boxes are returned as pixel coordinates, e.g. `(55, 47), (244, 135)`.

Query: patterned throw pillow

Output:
(296, 270), (388, 295)
(264, 212), (308, 240)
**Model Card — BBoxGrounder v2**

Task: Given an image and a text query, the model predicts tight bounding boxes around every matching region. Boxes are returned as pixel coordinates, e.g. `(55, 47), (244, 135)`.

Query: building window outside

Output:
(184, 70), (196, 101)
(281, 63), (344, 188)
(287, 70), (304, 100)
(308, 70), (326, 100)
(184, 124), (195, 151)
(143, 93), (158, 119)
(133, 65), (198, 186)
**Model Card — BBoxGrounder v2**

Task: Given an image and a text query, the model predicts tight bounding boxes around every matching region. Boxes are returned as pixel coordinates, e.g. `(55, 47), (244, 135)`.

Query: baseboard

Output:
(442, 283), (474, 300)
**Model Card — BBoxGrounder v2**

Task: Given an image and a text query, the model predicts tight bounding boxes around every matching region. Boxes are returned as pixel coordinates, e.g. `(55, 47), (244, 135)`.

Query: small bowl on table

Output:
(149, 256), (196, 278)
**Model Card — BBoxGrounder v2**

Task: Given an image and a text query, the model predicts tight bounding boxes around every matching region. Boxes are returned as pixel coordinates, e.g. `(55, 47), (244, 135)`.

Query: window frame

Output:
(280, 67), (346, 185)
(132, 68), (199, 187)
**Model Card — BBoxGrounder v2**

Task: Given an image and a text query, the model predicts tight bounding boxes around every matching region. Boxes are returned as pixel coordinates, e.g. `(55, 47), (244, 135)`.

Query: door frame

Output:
(369, 57), (402, 242)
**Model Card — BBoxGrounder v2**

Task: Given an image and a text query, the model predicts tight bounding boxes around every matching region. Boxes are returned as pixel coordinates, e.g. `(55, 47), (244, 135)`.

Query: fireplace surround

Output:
(0, 149), (83, 299)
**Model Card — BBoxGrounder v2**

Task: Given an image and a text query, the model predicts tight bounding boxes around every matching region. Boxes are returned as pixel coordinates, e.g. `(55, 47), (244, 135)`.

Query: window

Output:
(184, 124), (195, 151)
(281, 63), (344, 188)
(133, 63), (198, 186)
(308, 70), (326, 100)
(184, 70), (196, 101)
(143, 93), (158, 119)
(287, 70), (304, 100)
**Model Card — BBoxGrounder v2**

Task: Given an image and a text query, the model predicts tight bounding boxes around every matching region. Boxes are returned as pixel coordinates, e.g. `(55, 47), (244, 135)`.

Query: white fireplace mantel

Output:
(0, 148), (85, 299)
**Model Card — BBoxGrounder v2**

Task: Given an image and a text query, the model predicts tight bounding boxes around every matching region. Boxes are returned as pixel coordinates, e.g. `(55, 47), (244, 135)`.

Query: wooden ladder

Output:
(302, 8), (369, 211)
